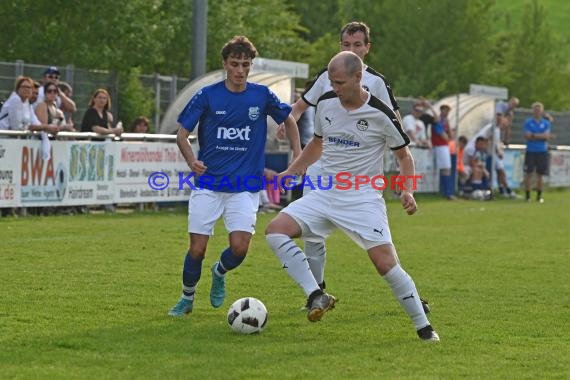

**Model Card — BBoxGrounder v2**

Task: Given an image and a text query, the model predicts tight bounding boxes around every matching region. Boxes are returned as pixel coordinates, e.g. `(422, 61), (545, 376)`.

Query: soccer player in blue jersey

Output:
(168, 35), (302, 317)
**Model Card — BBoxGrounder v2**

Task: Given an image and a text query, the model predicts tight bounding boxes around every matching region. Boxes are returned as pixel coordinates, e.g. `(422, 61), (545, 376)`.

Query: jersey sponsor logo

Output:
(248, 106), (260, 121)
(328, 135), (360, 147)
(217, 125), (252, 141)
(356, 119), (368, 131)
(215, 110), (226, 115)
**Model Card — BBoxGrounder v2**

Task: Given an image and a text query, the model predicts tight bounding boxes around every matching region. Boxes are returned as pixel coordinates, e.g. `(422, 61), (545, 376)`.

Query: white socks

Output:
(266, 233), (320, 296)
(304, 240), (327, 285)
(383, 264), (429, 329)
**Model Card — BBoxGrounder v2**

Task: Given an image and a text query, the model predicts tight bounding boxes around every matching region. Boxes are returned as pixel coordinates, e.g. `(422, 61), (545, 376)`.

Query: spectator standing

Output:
(36, 66), (76, 116)
(130, 116), (150, 133)
(495, 97), (519, 145)
(0, 76), (56, 134)
(35, 82), (73, 132)
(402, 104), (430, 148)
(523, 102), (551, 203)
(29, 81), (41, 107)
(417, 98), (438, 137)
(431, 104), (455, 199)
(457, 135), (468, 191)
(81, 89), (123, 136)
(58, 81), (76, 130)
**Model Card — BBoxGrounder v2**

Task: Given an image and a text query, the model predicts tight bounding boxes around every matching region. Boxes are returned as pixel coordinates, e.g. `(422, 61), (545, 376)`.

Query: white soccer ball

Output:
(227, 297), (268, 334)
(471, 189), (485, 201)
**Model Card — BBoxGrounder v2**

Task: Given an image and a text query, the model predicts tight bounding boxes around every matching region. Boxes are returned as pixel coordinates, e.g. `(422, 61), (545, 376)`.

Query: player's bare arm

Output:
(394, 146), (417, 215)
(283, 114), (302, 159)
(276, 99), (311, 139)
(291, 97), (310, 121)
(176, 125), (206, 174)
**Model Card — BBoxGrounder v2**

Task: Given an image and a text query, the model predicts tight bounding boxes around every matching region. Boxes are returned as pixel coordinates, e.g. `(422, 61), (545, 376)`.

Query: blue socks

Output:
(181, 247), (245, 299)
(182, 252), (203, 299)
(216, 247), (245, 275)
(440, 174), (454, 197)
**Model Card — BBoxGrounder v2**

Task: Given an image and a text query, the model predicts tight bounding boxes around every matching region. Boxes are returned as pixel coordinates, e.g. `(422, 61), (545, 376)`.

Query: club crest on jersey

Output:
(248, 107), (260, 121)
(356, 119), (368, 131)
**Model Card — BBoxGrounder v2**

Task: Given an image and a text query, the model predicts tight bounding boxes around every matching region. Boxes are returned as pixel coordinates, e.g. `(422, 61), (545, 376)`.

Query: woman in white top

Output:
(0, 76), (57, 134)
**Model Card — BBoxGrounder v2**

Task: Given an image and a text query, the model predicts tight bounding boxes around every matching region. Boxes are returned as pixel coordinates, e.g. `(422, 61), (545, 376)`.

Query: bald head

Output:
(327, 51), (366, 107)
(328, 51), (363, 77)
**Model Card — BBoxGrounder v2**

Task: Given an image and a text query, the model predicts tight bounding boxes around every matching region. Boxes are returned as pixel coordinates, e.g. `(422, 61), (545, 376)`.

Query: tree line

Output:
(1, 0), (568, 112)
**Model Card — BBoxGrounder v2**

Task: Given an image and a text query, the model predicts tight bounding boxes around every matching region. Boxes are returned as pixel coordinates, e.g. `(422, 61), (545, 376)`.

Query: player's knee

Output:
(189, 245), (207, 259)
(265, 214), (301, 237)
(265, 219), (285, 235)
(230, 243), (249, 256)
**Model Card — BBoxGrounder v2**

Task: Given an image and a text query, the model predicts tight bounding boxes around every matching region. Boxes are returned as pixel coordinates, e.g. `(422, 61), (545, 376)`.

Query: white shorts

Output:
(495, 155), (504, 170)
(301, 173), (332, 196)
(433, 145), (451, 170)
(302, 161), (328, 196)
(282, 189), (393, 250)
(188, 189), (260, 235)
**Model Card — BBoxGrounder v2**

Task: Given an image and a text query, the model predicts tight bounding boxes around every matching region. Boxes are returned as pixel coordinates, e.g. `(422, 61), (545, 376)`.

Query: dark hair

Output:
(43, 81), (58, 94)
(459, 136), (468, 144)
(130, 116), (150, 132)
(340, 21), (371, 45)
(475, 136), (487, 143)
(221, 35), (257, 61)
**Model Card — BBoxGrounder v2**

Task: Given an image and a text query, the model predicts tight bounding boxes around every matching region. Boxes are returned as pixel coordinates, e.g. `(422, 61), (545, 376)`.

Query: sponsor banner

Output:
(0, 140), (20, 207)
(66, 141), (116, 205)
(503, 150), (525, 189)
(19, 140), (72, 206)
(410, 148), (438, 192)
(549, 150), (570, 187)
(1, 139), (569, 208)
(114, 142), (192, 202)
(384, 147), (438, 193)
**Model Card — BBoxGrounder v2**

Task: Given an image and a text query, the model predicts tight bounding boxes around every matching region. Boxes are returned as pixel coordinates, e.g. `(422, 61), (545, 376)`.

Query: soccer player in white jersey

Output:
(284, 21), (430, 314)
(265, 51), (439, 341)
(168, 36), (301, 317)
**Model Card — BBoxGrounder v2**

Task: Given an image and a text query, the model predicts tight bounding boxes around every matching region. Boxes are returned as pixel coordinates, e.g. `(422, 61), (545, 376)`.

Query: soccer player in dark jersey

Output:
(168, 35), (301, 317)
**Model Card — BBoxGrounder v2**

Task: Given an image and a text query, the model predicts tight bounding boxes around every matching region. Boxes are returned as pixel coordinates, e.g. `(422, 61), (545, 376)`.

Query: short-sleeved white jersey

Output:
(303, 66), (400, 179)
(314, 91), (409, 191)
(302, 65), (399, 111)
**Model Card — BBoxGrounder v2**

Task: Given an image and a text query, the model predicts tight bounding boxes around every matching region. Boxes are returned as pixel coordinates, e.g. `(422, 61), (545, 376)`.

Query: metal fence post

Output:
(154, 73), (161, 130)
(170, 75), (178, 104)
(64, 64), (75, 87)
(15, 60), (24, 77)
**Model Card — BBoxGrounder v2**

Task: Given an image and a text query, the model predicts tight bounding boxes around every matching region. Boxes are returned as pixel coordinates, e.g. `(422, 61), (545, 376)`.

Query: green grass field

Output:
(1, 192), (569, 379)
